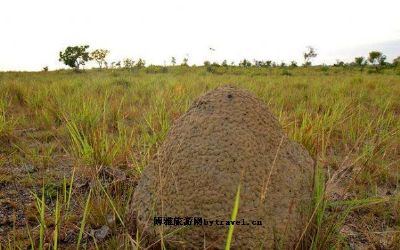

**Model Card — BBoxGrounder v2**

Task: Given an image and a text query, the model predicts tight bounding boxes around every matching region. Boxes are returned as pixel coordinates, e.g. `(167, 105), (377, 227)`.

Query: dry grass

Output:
(0, 65), (399, 249)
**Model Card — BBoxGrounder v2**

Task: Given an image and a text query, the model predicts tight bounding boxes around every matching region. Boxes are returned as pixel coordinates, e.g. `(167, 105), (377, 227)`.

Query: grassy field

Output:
(0, 66), (400, 249)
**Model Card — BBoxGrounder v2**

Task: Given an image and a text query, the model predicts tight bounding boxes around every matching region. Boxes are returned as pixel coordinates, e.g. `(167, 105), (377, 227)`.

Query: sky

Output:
(0, 0), (399, 71)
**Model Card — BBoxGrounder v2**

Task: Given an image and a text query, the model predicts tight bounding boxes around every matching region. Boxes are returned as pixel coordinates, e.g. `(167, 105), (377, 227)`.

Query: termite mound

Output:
(131, 85), (314, 249)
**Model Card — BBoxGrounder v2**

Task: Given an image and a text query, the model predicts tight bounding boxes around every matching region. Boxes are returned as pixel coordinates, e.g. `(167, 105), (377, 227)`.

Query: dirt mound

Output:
(131, 85), (314, 249)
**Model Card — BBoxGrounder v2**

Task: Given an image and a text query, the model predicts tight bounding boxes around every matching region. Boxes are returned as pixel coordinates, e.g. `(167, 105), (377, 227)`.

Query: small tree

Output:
(136, 58), (146, 69)
(171, 57), (176, 66)
(181, 58), (189, 66)
(254, 60), (271, 67)
(378, 55), (387, 66)
(123, 58), (135, 69)
(368, 51), (386, 72)
(333, 60), (345, 67)
(303, 46), (317, 66)
(354, 57), (365, 66)
(59, 45), (91, 70)
(368, 51), (387, 65)
(354, 56), (367, 71)
(290, 61), (298, 67)
(239, 59), (251, 67)
(90, 49), (109, 69)
(393, 56), (400, 67)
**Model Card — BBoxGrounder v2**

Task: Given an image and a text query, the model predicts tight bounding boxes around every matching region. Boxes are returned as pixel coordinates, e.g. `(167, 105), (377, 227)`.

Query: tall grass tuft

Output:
(31, 185), (47, 250)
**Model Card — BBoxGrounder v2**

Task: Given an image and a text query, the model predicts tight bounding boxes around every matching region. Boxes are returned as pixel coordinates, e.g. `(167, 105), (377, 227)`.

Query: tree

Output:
(239, 59), (251, 67)
(354, 56), (367, 71)
(368, 51), (386, 65)
(254, 60), (271, 67)
(59, 45), (91, 70)
(368, 51), (386, 72)
(378, 55), (387, 66)
(171, 57), (176, 66)
(290, 61), (298, 67)
(333, 60), (345, 67)
(90, 49), (109, 69)
(303, 46), (317, 66)
(123, 58), (135, 69)
(354, 57), (366, 66)
(181, 58), (189, 66)
(393, 56), (400, 67)
(136, 58), (146, 69)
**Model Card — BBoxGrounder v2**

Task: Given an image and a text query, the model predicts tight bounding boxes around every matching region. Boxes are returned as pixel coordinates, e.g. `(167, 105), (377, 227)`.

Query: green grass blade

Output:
(53, 192), (60, 250)
(76, 190), (92, 250)
(225, 183), (241, 250)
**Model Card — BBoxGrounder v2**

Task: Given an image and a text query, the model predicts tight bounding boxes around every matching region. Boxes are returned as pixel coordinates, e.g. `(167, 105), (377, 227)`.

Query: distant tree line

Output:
(58, 45), (145, 71)
(55, 45), (400, 73)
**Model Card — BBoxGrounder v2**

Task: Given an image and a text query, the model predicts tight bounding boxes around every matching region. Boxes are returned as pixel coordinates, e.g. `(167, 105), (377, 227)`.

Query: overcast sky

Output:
(0, 0), (399, 71)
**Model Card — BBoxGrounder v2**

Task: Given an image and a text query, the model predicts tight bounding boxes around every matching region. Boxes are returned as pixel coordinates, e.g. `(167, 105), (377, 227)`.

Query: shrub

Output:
(145, 65), (168, 74)
(281, 69), (292, 76)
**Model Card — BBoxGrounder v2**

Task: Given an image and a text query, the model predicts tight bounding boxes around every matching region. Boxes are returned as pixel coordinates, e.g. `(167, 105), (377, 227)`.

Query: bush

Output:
(281, 69), (292, 76)
(321, 65), (329, 72)
(145, 65), (168, 74)
(206, 65), (214, 73)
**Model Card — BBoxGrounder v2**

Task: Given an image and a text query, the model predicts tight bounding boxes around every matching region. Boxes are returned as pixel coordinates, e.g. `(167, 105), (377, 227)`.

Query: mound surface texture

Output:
(131, 85), (314, 249)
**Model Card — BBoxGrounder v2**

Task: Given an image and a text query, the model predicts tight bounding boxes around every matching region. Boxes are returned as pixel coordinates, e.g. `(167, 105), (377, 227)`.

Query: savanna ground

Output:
(0, 65), (400, 249)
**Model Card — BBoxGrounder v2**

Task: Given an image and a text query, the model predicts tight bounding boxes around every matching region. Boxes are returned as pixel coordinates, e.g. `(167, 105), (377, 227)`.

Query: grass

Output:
(76, 190), (91, 250)
(225, 183), (241, 250)
(0, 65), (399, 248)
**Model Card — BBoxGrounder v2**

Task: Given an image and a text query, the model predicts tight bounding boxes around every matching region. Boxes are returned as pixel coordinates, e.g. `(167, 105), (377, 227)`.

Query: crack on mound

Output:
(131, 85), (315, 249)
